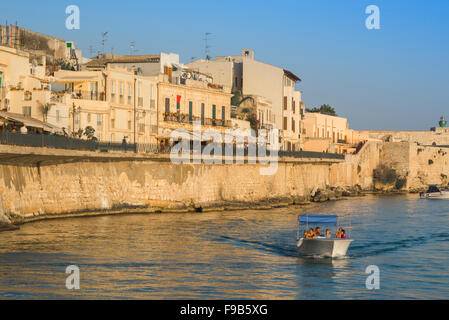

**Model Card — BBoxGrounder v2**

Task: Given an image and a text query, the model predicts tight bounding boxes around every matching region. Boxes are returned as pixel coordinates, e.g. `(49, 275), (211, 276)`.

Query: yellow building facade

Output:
(300, 112), (363, 154)
(157, 76), (233, 141)
(0, 45), (69, 131)
(54, 65), (158, 143)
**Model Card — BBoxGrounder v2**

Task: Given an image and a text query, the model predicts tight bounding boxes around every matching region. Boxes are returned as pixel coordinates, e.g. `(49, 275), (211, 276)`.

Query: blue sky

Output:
(1, 0), (448, 130)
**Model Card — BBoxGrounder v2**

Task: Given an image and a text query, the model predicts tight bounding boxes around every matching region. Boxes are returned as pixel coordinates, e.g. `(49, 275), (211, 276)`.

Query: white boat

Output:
(296, 214), (353, 258)
(420, 184), (449, 199)
(296, 238), (353, 258)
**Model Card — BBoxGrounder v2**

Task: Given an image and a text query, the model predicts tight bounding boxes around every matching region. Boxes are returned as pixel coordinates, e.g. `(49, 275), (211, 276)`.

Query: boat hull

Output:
(420, 191), (449, 199)
(296, 238), (353, 258)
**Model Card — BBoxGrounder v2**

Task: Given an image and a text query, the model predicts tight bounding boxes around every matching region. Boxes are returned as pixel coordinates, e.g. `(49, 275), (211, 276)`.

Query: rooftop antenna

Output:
(130, 41), (139, 55)
(2, 20), (6, 45)
(15, 20), (18, 48)
(204, 32), (212, 60)
(101, 31), (108, 54)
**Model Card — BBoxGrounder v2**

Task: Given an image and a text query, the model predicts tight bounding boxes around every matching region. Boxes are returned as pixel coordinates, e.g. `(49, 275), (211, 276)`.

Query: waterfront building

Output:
(0, 24), (89, 72)
(187, 49), (305, 150)
(0, 45), (67, 132)
(300, 112), (362, 154)
(57, 52), (235, 145)
(54, 65), (158, 144)
(83, 52), (181, 77)
(156, 72), (233, 145)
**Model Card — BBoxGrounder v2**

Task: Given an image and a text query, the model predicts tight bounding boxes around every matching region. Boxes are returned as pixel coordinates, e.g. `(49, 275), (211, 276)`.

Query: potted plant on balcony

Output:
(180, 114), (186, 122)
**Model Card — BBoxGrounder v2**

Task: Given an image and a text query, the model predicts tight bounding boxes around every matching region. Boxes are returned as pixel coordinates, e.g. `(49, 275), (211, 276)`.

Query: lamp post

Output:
(133, 68), (137, 152)
(135, 109), (147, 151)
(71, 103), (81, 135)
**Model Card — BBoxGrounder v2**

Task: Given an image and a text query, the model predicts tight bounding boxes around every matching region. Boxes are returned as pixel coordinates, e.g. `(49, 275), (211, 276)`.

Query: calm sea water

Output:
(0, 194), (448, 299)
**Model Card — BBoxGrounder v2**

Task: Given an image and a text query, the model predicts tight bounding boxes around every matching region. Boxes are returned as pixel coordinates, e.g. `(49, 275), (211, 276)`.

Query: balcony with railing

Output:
(69, 90), (106, 101)
(163, 112), (231, 127)
(50, 93), (66, 104)
(164, 112), (199, 124)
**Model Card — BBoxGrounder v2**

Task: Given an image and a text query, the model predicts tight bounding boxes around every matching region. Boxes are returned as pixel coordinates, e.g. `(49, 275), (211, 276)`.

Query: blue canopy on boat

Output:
(299, 214), (338, 226)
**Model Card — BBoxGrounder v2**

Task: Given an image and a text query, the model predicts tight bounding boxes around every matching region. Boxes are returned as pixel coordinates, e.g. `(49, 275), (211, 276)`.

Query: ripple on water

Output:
(0, 195), (448, 299)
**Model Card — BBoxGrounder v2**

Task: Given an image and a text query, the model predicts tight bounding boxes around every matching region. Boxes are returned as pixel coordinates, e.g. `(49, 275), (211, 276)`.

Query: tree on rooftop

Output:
(56, 59), (75, 71)
(306, 104), (337, 116)
(232, 92), (259, 131)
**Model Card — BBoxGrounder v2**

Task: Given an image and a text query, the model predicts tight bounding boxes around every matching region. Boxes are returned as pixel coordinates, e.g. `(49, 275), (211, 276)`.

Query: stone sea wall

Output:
(376, 142), (449, 192)
(0, 142), (380, 225)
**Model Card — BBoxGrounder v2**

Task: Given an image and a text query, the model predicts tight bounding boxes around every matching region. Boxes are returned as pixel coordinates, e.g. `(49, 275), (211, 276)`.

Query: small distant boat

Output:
(420, 184), (449, 199)
(296, 214), (353, 258)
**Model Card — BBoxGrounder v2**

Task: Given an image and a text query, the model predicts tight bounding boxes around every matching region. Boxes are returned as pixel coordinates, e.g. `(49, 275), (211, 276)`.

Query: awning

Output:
(171, 63), (185, 70)
(0, 111), (63, 133)
(165, 130), (204, 142)
(53, 71), (101, 83)
(299, 214), (338, 226)
(53, 76), (98, 83)
(160, 129), (257, 143)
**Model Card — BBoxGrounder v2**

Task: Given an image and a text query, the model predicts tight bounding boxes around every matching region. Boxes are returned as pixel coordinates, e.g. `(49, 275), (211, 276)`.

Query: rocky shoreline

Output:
(0, 185), (389, 232)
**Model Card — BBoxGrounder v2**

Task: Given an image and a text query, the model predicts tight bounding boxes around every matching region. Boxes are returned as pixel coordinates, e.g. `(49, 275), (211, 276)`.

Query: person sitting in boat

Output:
(308, 228), (316, 239)
(341, 229), (347, 239)
(335, 227), (343, 238)
(315, 227), (322, 237)
(325, 229), (332, 238)
(303, 231), (308, 239)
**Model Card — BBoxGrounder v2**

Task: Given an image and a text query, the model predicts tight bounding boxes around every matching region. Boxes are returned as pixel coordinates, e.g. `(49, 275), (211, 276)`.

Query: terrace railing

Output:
(169, 142), (345, 160)
(68, 90), (105, 101)
(0, 131), (98, 151)
(278, 150), (345, 160)
(0, 132), (139, 153)
(0, 131), (345, 160)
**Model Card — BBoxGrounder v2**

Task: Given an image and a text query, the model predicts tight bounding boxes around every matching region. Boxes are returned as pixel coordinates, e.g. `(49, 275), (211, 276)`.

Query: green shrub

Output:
(373, 165), (397, 184)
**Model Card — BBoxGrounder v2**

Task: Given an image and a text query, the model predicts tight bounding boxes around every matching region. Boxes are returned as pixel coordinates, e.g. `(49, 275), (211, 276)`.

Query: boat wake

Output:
(348, 232), (449, 258)
(217, 231), (449, 260)
(216, 235), (298, 258)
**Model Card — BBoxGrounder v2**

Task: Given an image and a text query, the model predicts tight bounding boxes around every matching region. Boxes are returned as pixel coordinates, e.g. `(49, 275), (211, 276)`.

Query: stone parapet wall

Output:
(376, 142), (449, 191)
(357, 130), (449, 146)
